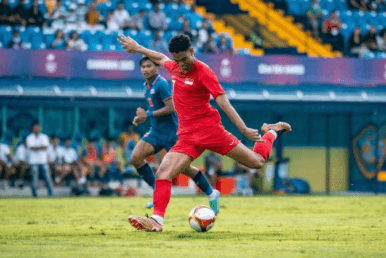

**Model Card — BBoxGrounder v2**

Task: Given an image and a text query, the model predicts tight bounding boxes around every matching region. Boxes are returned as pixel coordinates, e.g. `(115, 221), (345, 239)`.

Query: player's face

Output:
(32, 124), (41, 134)
(141, 60), (159, 80)
(171, 48), (195, 73)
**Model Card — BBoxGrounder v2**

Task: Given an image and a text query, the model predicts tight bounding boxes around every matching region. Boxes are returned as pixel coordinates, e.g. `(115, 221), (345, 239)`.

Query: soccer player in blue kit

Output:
(130, 56), (220, 214)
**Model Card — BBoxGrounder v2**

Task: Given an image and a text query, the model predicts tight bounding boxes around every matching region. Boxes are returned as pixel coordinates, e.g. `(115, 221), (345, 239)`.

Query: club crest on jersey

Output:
(150, 89), (155, 94)
(185, 78), (194, 85)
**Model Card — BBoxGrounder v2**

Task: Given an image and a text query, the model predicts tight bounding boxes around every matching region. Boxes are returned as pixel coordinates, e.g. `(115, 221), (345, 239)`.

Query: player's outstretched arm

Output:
(117, 34), (170, 67)
(215, 94), (264, 142)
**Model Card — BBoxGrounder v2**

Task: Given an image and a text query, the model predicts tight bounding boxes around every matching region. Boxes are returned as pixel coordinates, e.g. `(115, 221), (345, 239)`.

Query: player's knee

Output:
(130, 154), (142, 167)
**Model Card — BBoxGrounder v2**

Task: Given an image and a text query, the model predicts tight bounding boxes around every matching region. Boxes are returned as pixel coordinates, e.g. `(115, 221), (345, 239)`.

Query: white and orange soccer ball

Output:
(188, 205), (216, 232)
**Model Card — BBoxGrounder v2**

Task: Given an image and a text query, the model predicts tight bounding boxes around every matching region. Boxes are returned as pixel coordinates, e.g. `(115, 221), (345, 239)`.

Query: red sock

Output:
(253, 132), (276, 161)
(153, 179), (172, 218)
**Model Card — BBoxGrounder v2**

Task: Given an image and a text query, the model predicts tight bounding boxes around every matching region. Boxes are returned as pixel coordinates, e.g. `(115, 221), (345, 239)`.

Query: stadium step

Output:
(220, 14), (289, 48)
(194, 6), (264, 56)
(230, 0), (342, 57)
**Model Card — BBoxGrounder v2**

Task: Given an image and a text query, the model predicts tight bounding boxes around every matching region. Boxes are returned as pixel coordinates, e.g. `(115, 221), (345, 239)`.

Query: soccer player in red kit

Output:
(117, 34), (292, 232)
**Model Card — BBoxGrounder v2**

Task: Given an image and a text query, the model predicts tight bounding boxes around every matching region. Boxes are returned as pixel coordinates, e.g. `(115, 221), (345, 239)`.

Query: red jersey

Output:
(164, 59), (225, 136)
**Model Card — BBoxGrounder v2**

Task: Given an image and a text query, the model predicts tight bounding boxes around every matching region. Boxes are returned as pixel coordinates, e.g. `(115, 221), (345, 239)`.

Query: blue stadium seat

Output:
(31, 34), (43, 49)
(127, 2), (140, 15)
(43, 33), (55, 47)
(336, 0), (348, 11)
(365, 12), (378, 25)
(164, 31), (177, 43)
(168, 19), (183, 31)
(138, 30), (152, 47)
(164, 3), (179, 18)
(287, 0), (302, 16)
(19, 31), (30, 43)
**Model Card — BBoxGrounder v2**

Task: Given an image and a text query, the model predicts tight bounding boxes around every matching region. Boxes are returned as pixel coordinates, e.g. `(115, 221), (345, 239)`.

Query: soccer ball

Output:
(188, 205), (216, 232)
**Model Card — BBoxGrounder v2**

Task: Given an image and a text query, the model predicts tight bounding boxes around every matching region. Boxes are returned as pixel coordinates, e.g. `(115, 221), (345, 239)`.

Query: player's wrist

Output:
(147, 111), (154, 117)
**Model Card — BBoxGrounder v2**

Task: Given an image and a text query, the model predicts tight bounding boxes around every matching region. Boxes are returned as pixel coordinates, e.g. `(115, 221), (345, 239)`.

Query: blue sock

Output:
(136, 163), (155, 189)
(192, 171), (213, 196)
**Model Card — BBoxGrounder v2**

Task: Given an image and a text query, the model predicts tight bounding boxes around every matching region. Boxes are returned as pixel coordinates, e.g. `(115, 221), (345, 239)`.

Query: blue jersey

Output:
(144, 74), (178, 137)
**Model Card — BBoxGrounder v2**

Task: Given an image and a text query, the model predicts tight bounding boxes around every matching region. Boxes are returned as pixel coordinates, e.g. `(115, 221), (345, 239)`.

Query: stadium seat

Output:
(287, 0), (302, 16)
(138, 30), (152, 48)
(43, 33), (55, 47)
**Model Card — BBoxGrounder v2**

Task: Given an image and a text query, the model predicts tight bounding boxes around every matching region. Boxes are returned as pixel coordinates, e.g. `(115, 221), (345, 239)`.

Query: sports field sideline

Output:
(1, 196), (385, 258)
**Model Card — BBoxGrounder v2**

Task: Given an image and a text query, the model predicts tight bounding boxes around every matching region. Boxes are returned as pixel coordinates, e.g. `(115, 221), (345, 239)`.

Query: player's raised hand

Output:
(242, 128), (265, 142)
(117, 34), (141, 53)
(136, 107), (147, 118)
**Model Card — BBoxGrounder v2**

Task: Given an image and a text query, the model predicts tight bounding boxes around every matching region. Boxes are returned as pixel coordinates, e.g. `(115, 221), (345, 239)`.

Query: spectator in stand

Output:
(98, 138), (121, 183)
(367, 0), (383, 11)
(0, 141), (13, 189)
(76, 0), (88, 29)
(106, 10), (119, 31)
(66, 31), (87, 51)
(28, 0), (46, 27)
(51, 0), (67, 30)
(84, 138), (102, 182)
(8, 30), (26, 49)
(0, 0), (13, 25)
(62, 138), (87, 186)
(112, 1), (130, 30)
(13, 137), (29, 189)
(149, 29), (168, 52)
(65, 4), (78, 31)
(364, 25), (379, 51)
(51, 29), (66, 49)
(205, 151), (223, 187)
(349, 0), (367, 11)
(306, 0), (322, 38)
(48, 135), (66, 185)
(217, 35), (234, 54)
(201, 34), (217, 54)
(198, 20), (210, 44)
(349, 26), (367, 56)
(26, 122), (54, 198)
(182, 19), (194, 43)
(322, 10), (344, 52)
(119, 124), (140, 149)
(86, 0), (101, 28)
(128, 9), (146, 31)
(12, 0), (29, 26)
(376, 29), (386, 51)
(148, 3), (167, 31)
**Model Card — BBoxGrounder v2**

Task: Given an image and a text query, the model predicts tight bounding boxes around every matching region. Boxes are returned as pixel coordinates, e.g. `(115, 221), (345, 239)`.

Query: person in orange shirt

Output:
(86, 0), (100, 26)
(83, 139), (103, 181)
(99, 138), (121, 180)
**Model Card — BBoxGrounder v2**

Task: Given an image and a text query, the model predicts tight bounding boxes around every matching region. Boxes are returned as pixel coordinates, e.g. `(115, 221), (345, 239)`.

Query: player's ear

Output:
(189, 47), (194, 56)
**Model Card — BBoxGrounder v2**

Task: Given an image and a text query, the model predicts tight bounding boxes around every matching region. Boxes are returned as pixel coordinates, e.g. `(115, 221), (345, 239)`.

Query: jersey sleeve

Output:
(164, 60), (178, 73)
(158, 80), (173, 102)
(200, 66), (225, 99)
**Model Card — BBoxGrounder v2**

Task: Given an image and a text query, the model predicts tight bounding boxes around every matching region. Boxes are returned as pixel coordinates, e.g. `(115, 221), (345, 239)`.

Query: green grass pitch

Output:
(1, 196), (386, 258)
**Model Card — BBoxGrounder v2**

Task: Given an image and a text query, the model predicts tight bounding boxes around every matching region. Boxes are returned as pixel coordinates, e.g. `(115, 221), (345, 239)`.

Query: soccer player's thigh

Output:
(225, 142), (265, 169)
(130, 140), (156, 167)
(155, 152), (193, 180)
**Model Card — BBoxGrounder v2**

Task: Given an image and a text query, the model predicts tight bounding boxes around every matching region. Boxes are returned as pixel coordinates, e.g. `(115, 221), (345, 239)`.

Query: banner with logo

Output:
(1, 49), (386, 85)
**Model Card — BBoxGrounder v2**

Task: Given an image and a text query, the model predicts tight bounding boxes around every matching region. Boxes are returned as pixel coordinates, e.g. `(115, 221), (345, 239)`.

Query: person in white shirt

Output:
(26, 122), (54, 197)
(0, 142), (14, 189)
(13, 137), (29, 188)
(48, 135), (65, 184)
(112, 1), (130, 30)
(63, 138), (87, 185)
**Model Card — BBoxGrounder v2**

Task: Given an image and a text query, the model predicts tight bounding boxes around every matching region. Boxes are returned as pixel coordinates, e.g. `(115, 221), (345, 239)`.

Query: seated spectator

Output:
(13, 137), (29, 189)
(51, 0), (67, 30)
(8, 30), (26, 49)
(349, 0), (367, 11)
(62, 138), (87, 186)
(368, 0), (383, 11)
(76, 0), (88, 29)
(48, 135), (65, 184)
(198, 20), (210, 44)
(128, 9), (146, 31)
(148, 3), (167, 31)
(0, 0), (14, 25)
(119, 124), (140, 149)
(364, 25), (379, 51)
(86, 1), (101, 27)
(306, 0), (322, 38)
(12, 0), (29, 26)
(51, 29), (66, 49)
(217, 35), (234, 54)
(234, 163), (254, 196)
(28, 0), (46, 27)
(112, 1), (130, 30)
(205, 151), (223, 186)
(182, 19), (194, 43)
(98, 138), (121, 183)
(376, 29), (386, 51)
(105, 10), (119, 31)
(0, 141), (14, 189)
(83, 139), (103, 181)
(149, 30), (168, 52)
(349, 27), (365, 55)
(322, 10), (344, 52)
(66, 31), (87, 51)
(65, 4), (78, 31)
(201, 34), (217, 53)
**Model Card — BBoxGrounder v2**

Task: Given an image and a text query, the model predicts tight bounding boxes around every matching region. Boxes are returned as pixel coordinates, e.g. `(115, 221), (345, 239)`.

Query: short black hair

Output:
(140, 56), (159, 66)
(139, 9), (146, 12)
(65, 137), (71, 141)
(31, 121), (40, 128)
(168, 34), (191, 53)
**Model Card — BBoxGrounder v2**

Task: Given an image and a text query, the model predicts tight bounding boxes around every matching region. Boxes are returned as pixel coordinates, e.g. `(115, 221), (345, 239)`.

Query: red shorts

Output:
(170, 123), (239, 159)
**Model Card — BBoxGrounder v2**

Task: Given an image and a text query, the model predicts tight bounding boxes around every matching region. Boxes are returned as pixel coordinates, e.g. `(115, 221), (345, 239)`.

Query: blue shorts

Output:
(142, 131), (178, 154)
